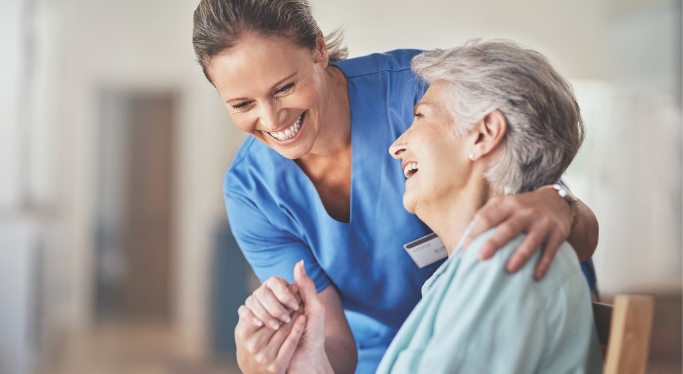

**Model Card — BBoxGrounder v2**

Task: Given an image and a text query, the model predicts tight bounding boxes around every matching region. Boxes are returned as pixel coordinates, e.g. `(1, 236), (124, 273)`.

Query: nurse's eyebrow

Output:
(225, 72), (298, 103)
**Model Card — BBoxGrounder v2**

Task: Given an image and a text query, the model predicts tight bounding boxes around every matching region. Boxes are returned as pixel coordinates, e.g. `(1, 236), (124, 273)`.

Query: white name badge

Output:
(403, 233), (448, 268)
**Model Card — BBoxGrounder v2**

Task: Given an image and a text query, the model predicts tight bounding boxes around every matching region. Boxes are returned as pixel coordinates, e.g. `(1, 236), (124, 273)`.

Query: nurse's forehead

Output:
(209, 38), (307, 99)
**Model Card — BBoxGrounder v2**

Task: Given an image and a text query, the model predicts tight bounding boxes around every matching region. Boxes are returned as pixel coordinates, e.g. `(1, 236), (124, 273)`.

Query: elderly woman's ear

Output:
(468, 110), (507, 162)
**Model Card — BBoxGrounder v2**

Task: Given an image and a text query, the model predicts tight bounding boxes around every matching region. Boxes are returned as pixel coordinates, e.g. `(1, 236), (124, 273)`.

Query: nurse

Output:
(191, 0), (600, 373)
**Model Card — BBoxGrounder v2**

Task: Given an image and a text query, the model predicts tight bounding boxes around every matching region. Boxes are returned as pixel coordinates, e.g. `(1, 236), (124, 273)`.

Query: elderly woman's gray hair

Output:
(411, 39), (584, 195)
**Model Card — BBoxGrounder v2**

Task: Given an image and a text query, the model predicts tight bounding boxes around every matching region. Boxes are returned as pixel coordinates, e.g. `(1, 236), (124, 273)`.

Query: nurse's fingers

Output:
(274, 315), (306, 368)
(264, 276), (301, 311)
(245, 294), (282, 330)
(504, 228), (545, 273)
(258, 308), (304, 367)
(288, 283), (303, 306)
(248, 309), (303, 370)
(533, 230), (565, 281)
(253, 285), (292, 325)
(463, 195), (512, 251)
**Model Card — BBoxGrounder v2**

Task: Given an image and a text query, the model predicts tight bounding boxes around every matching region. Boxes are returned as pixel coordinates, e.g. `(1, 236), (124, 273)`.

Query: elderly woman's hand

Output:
(462, 185), (573, 280)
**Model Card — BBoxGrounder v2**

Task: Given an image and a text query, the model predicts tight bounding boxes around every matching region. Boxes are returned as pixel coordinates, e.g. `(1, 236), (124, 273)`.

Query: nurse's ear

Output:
(468, 110), (507, 161)
(314, 30), (329, 67)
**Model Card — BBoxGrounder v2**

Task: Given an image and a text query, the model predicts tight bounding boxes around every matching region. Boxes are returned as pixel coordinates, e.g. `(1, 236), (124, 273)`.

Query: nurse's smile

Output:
(265, 111), (306, 144)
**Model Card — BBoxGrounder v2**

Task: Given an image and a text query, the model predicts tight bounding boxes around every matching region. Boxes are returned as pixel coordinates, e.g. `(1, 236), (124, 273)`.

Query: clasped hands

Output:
(235, 261), (334, 374)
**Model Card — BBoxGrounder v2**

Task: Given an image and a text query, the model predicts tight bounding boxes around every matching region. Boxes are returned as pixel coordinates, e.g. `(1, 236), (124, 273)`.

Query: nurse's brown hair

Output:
(192, 0), (347, 84)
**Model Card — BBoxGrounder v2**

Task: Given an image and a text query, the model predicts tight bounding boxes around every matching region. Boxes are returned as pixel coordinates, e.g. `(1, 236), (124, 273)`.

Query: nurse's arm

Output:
(462, 185), (599, 279)
(317, 286), (358, 374)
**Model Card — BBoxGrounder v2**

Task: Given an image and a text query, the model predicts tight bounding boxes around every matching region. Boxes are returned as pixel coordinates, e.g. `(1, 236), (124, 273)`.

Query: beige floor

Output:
(34, 295), (681, 374)
(34, 322), (241, 374)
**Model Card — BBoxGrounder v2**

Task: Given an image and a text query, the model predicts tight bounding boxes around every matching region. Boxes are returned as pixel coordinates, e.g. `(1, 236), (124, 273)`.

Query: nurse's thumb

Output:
(293, 260), (320, 308)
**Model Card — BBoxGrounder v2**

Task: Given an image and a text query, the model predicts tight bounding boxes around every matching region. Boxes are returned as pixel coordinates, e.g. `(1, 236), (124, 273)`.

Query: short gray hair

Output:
(411, 39), (584, 194)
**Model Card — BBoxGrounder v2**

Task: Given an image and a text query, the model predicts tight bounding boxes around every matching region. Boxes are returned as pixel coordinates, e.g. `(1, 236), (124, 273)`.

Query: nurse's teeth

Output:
(403, 162), (419, 178)
(269, 112), (305, 140)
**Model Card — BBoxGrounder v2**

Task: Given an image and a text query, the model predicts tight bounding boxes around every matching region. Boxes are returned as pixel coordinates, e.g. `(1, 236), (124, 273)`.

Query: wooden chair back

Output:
(592, 295), (655, 374)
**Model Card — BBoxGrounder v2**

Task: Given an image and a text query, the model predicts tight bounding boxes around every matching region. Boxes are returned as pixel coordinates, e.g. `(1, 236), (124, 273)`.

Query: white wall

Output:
(311, 0), (609, 80)
(0, 0), (27, 210)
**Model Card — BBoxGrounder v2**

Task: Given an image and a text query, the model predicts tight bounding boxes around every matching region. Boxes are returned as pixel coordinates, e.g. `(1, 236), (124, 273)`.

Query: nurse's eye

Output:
(232, 101), (253, 110)
(275, 83), (294, 94)
(414, 112), (423, 119)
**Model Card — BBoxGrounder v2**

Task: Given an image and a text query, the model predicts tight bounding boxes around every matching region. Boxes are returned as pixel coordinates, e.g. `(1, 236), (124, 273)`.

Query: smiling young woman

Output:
(191, 1), (601, 373)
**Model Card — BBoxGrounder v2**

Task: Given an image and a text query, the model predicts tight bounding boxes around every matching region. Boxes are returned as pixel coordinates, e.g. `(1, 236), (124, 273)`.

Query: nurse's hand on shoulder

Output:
(462, 185), (573, 280)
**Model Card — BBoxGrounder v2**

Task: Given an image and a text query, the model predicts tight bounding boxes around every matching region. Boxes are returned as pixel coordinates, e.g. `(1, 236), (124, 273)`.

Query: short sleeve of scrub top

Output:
(224, 49), (599, 374)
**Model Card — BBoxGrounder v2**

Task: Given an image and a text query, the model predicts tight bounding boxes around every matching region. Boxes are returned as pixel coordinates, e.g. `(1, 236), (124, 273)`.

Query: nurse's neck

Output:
(305, 65), (351, 159)
(417, 177), (499, 257)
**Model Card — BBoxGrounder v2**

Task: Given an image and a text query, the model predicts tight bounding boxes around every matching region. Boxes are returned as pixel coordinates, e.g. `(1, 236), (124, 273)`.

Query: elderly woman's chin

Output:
(402, 190), (418, 215)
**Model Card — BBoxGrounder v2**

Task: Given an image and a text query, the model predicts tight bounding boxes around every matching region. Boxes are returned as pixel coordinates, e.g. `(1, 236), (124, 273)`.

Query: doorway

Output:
(95, 89), (176, 322)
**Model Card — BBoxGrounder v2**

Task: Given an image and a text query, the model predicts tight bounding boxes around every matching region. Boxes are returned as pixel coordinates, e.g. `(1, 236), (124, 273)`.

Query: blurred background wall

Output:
(0, 0), (680, 373)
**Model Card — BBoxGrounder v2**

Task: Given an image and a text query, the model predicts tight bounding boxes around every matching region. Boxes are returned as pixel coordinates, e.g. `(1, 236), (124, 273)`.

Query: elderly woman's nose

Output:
(389, 136), (407, 159)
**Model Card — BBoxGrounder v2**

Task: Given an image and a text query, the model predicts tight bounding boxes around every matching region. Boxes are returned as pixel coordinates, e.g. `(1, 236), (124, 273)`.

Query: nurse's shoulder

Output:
(331, 49), (424, 79)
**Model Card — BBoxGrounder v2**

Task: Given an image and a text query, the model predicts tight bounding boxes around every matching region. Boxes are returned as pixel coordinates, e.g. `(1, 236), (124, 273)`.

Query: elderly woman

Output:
(374, 40), (604, 373)
(270, 40), (603, 374)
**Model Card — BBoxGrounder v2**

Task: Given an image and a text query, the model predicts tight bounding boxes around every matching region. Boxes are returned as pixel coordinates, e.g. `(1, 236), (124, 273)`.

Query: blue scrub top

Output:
(224, 49), (598, 374)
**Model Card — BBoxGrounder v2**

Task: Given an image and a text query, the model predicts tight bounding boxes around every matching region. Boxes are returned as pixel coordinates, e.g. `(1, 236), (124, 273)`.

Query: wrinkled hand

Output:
(462, 185), (572, 280)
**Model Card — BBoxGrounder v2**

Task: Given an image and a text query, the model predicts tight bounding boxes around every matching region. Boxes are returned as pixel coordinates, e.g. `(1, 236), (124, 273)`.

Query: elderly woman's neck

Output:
(421, 180), (500, 256)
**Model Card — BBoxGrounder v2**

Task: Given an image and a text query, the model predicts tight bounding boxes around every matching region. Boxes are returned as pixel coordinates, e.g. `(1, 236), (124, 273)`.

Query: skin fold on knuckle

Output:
(500, 220), (522, 236)
(520, 205), (539, 220)
(235, 326), (248, 341)
(254, 285), (270, 300)
(245, 340), (260, 354)
(254, 353), (267, 365)
(490, 195), (506, 209)
(475, 211), (494, 228)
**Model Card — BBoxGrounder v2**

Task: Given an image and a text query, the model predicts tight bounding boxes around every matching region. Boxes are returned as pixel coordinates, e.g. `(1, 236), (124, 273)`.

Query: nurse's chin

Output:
(275, 138), (316, 160)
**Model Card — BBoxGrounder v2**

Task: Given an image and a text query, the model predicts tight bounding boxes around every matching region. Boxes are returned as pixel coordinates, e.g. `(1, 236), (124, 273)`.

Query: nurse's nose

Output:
(258, 101), (283, 131)
(389, 133), (407, 159)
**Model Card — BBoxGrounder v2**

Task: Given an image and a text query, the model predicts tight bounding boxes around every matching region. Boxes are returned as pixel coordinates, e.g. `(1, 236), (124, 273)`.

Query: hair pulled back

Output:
(192, 0), (347, 83)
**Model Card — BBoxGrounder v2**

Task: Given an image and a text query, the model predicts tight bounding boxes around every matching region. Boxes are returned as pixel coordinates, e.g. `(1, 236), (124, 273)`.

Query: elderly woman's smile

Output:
(390, 81), (477, 218)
